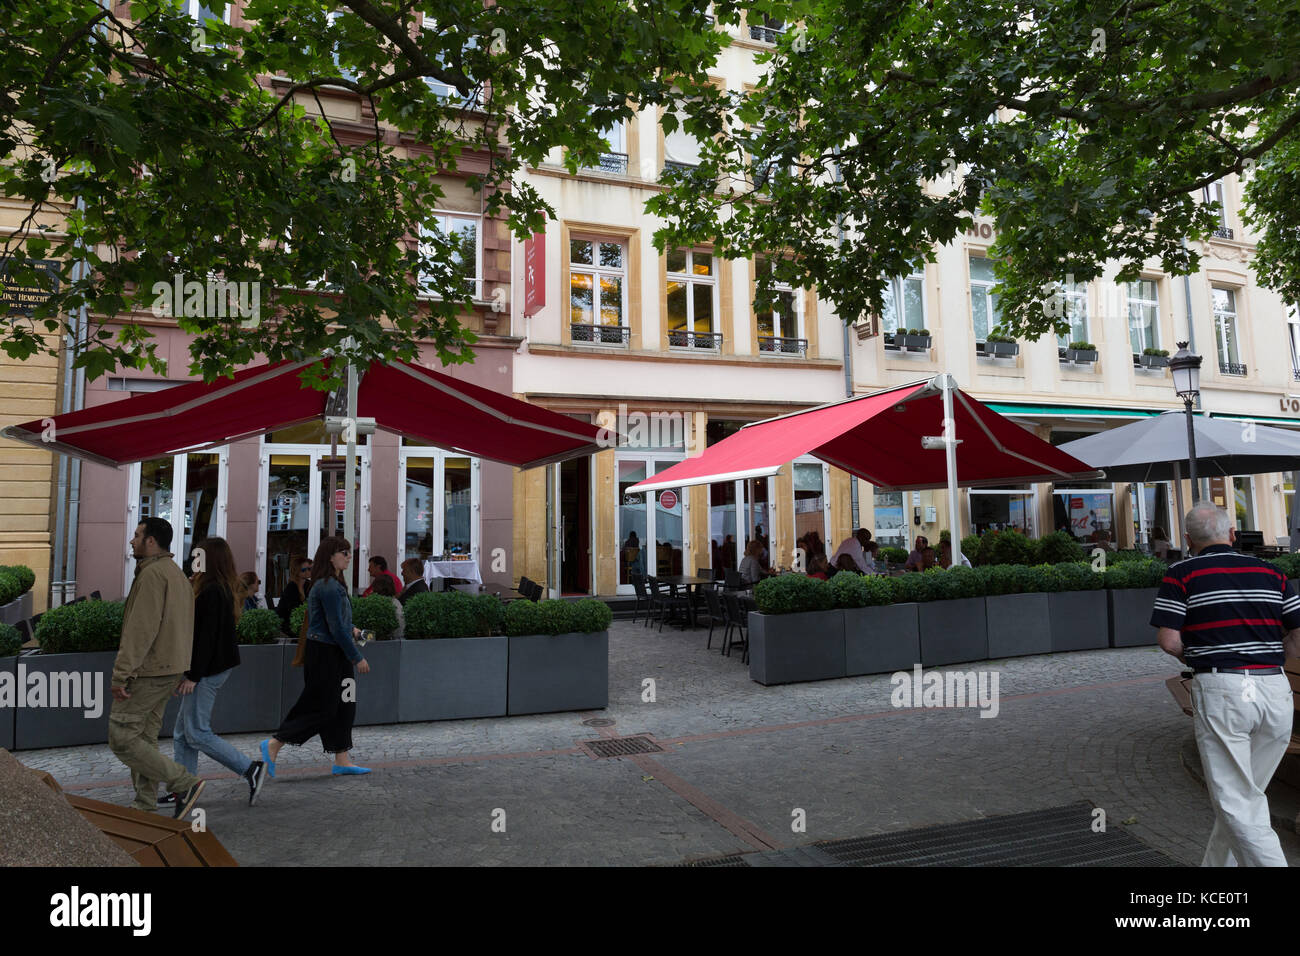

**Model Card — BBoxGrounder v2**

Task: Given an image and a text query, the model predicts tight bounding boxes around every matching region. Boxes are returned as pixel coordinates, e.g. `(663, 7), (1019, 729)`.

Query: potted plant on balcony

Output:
(1138, 347), (1170, 369)
(899, 328), (933, 351)
(983, 332), (1019, 357)
(1065, 341), (1098, 363)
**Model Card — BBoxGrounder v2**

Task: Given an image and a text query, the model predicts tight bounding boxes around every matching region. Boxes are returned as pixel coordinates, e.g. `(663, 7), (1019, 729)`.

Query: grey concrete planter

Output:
(748, 609), (846, 685)
(1108, 588), (1160, 648)
(155, 643), (287, 740)
(399, 636), (507, 721)
(919, 597), (989, 666)
(13, 650), (117, 750)
(986, 593), (1052, 659)
(1049, 590), (1110, 651)
(844, 604), (919, 676)
(0, 653), (14, 750)
(1, 591), (33, 626)
(507, 631), (609, 715)
(280, 638), (401, 728)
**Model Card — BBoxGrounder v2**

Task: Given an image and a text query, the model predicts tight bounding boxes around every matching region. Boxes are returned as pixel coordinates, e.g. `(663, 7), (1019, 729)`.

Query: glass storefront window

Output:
(1052, 487), (1115, 544)
(654, 462), (684, 576)
(1233, 476), (1255, 531)
(873, 491), (905, 546)
(794, 462), (827, 561)
(969, 487), (1035, 535)
(618, 459), (648, 585)
(139, 458), (175, 527)
(444, 458), (472, 554)
(402, 452), (479, 562)
(266, 454), (311, 600)
(181, 453), (222, 571)
(710, 480), (738, 572)
(404, 457), (435, 559)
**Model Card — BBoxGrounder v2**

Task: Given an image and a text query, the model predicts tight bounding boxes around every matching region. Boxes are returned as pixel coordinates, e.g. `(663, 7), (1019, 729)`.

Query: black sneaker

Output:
(174, 780), (205, 820)
(245, 761), (267, 806)
(157, 792), (178, 808)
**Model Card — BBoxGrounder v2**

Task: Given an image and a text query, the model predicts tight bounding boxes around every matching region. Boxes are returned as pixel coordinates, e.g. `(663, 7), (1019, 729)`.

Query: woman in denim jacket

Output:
(262, 536), (372, 776)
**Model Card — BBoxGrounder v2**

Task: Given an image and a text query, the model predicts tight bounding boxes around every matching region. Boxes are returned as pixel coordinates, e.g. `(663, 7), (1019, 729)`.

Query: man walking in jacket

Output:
(1151, 502), (1300, 866)
(108, 517), (205, 819)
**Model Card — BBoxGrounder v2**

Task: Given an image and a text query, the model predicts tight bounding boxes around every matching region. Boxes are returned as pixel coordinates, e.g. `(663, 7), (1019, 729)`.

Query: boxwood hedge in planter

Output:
(749, 575), (842, 685)
(0, 565), (35, 603)
(878, 546), (908, 565)
(1271, 553), (1300, 579)
(235, 607), (283, 645)
(351, 594), (400, 640)
(832, 572), (919, 676)
(407, 591), (480, 639)
(914, 567), (990, 666)
(0, 621), (18, 750)
(1045, 562), (1109, 651)
(507, 598), (610, 714)
(980, 564), (1053, 658)
(1033, 532), (1085, 565)
(288, 603), (307, 636)
(0, 622), (21, 657)
(1103, 558), (1166, 648)
(754, 574), (834, 614)
(34, 600), (125, 654)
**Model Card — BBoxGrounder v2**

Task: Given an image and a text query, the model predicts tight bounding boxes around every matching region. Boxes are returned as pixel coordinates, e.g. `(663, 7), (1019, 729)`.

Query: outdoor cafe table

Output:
(423, 558), (483, 590)
(658, 575), (715, 627)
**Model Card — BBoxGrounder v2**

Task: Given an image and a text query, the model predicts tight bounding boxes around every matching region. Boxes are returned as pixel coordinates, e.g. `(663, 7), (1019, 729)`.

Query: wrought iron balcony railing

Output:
(596, 152), (628, 174)
(749, 24), (783, 42)
(1211, 225), (1235, 240)
(1219, 361), (1248, 376)
(571, 323), (631, 345)
(662, 159), (699, 175)
(758, 335), (808, 356)
(668, 329), (723, 350)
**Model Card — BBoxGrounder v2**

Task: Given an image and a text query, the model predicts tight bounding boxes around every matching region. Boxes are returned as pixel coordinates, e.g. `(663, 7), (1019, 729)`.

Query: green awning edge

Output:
(986, 403), (1164, 418)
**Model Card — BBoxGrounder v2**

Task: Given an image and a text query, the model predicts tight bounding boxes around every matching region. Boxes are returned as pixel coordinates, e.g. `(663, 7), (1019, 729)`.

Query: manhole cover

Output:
(581, 717), (616, 727)
(581, 735), (664, 759)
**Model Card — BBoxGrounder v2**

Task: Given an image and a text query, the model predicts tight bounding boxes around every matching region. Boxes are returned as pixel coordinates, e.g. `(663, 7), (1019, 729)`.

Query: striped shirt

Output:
(1149, 543), (1300, 668)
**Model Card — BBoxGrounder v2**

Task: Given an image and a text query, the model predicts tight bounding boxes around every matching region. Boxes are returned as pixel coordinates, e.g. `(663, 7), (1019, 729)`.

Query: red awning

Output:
(1, 358), (608, 470)
(630, 379), (1103, 493)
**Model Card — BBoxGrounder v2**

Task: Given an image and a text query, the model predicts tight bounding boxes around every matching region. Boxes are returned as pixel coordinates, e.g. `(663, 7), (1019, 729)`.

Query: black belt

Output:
(1190, 666), (1284, 675)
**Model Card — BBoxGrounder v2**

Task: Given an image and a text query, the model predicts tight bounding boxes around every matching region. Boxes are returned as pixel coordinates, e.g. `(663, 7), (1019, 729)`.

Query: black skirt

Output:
(275, 639), (356, 755)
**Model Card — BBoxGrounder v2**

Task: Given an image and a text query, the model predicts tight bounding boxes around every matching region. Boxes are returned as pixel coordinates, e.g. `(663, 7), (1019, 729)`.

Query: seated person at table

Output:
(363, 555), (404, 596)
(832, 529), (873, 572)
(861, 540), (879, 573)
(806, 554), (830, 580)
(908, 546), (940, 572)
(939, 540), (971, 568)
(1150, 527), (1171, 561)
(835, 553), (861, 574)
(398, 558), (429, 605)
(739, 540), (770, 586)
(903, 535), (930, 572)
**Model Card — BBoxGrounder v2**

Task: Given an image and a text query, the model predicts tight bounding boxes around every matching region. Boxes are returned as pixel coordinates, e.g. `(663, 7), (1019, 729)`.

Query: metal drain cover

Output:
(581, 735), (664, 759)
(581, 717), (616, 727)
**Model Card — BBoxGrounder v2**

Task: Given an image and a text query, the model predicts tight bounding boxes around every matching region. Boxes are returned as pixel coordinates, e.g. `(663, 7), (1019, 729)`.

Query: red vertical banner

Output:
(524, 231), (545, 317)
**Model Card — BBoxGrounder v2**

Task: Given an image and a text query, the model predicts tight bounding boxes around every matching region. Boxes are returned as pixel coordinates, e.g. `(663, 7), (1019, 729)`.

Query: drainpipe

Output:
(834, 149), (858, 528)
(50, 255), (77, 607)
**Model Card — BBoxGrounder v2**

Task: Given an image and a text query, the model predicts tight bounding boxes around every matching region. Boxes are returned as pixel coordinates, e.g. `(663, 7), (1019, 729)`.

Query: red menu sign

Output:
(524, 231), (545, 317)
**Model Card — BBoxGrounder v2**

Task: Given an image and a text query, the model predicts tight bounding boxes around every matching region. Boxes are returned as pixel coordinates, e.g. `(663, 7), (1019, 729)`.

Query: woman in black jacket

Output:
(171, 536), (267, 806)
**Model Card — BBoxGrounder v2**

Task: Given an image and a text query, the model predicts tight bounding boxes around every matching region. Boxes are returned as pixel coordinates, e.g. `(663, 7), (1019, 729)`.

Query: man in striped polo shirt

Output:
(1151, 502), (1299, 867)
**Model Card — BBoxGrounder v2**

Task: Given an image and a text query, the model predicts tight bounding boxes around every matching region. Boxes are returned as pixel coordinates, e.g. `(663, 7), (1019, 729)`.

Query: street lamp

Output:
(1169, 341), (1202, 502)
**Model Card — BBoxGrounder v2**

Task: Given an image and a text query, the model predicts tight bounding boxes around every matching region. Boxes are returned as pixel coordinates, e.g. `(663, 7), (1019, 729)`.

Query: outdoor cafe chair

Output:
(723, 568), (744, 591)
(702, 585), (727, 650)
(722, 591), (749, 660)
(631, 575), (651, 625)
(658, 581), (690, 632)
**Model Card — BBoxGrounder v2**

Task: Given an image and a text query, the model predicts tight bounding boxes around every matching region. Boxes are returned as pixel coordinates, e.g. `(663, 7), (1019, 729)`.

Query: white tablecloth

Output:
(423, 559), (483, 587)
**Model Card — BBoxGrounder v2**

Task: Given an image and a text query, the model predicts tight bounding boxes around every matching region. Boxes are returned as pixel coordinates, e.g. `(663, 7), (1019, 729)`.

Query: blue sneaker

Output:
(260, 739), (276, 779)
(332, 765), (371, 775)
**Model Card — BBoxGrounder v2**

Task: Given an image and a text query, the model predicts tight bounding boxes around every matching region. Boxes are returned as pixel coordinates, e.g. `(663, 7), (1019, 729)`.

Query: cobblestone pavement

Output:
(14, 620), (1300, 866)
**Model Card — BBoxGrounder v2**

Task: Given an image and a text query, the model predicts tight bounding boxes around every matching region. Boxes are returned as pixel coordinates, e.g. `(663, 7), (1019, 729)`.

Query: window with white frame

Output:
(420, 19), (480, 108)
(749, 14), (785, 42)
(1203, 179), (1230, 236)
(1054, 279), (1089, 348)
(419, 212), (482, 300)
(570, 238), (628, 344)
(969, 256), (1000, 342)
(666, 248), (719, 349)
(664, 108), (702, 170)
(589, 120), (627, 174)
(400, 443), (479, 562)
(183, 1), (229, 50)
(755, 258), (803, 352)
(1127, 279), (1160, 354)
(325, 10), (358, 81)
(1288, 303), (1300, 380)
(1212, 286), (1243, 372)
(882, 266), (926, 337)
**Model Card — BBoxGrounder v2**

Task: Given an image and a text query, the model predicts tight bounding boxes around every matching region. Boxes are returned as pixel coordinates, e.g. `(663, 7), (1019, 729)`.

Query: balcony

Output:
(749, 24), (784, 43)
(1293, 368), (1300, 381)
(596, 152), (628, 175)
(758, 335), (807, 356)
(1211, 225), (1235, 240)
(668, 329), (723, 350)
(1219, 361), (1248, 376)
(571, 323), (630, 346)
(662, 159), (698, 175)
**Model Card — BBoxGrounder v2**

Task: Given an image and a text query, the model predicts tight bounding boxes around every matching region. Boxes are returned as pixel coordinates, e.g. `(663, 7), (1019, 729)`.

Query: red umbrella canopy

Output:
(630, 379), (1101, 493)
(2, 358), (608, 469)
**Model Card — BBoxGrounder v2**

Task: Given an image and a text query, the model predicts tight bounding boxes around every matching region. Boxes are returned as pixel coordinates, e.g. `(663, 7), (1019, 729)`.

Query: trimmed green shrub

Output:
(570, 598), (613, 634)
(0, 569), (19, 606)
(289, 603), (308, 635)
(504, 599), (545, 637)
(1109, 549), (1151, 564)
(939, 565), (986, 599)
(1047, 561), (1105, 592)
(0, 565), (35, 598)
(878, 546), (908, 565)
(406, 591), (478, 639)
(960, 534), (982, 561)
(754, 574), (834, 614)
(1034, 531), (1085, 565)
(35, 600), (125, 653)
(888, 571), (945, 604)
(828, 570), (892, 608)
(0, 622), (21, 657)
(468, 594), (505, 636)
(537, 599), (573, 635)
(235, 607), (282, 645)
(989, 530), (1035, 566)
(1270, 553), (1300, 578)
(351, 594), (399, 640)
(1102, 558), (1166, 589)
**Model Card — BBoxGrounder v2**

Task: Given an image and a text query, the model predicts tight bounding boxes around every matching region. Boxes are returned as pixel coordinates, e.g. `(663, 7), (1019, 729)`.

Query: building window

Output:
(1203, 180), (1232, 238)
(749, 14), (785, 43)
(325, 10), (359, 80)
(666, 249), (720, 349)
(755, 258), (804, 354)
(419, 212), (481, 300)
(1212, 287), (1244, 374)
(873, 491), (906, 546)
(882, 266), (925, 336)
(401, 450), (477, 562)
(1127, 279), (1160, 354)
(185, 1), (230, 50)
(595, 121), (628, 174)
(793, 460), (829, 566)
(1288, 304), (1300, 381)
(663, 108), (702, 171)
(1052, 484), (1115, 545)
(969, 256), (1000, 343)
(570, 238), (629, 344)
(969, 486), (1036, 536)
(1054, 279), (1089, 349)
(420, 20), (479, 108)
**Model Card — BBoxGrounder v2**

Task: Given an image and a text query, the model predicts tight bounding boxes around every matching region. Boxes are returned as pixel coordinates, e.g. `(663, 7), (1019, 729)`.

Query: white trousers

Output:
(1190, 671), (1292, 867)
